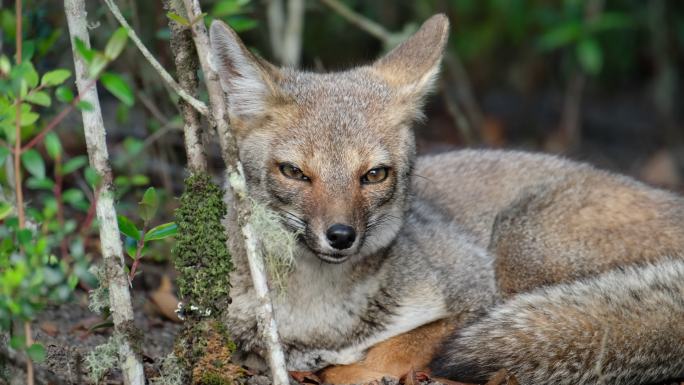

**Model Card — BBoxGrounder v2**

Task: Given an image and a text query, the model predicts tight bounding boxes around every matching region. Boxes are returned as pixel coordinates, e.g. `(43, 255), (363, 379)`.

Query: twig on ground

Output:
(64, 0), (145, 383)
(103, 0), (209, 117)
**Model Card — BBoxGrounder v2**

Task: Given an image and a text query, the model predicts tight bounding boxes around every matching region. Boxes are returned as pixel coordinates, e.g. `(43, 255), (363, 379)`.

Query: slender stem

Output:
(15, 2), (32, 382)
(14, 0), (24, 230)
(24, 322), (34, 385)
(103, 0), (209, 117)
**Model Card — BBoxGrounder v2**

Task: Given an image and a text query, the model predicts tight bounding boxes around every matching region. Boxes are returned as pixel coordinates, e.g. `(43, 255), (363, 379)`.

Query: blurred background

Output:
(3, 0), (684, 199)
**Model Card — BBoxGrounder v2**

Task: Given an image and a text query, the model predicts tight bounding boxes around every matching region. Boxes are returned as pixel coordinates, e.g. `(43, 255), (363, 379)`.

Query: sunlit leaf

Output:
(104, 27), (129, 60)
(144, 222), (177, 241)
(40, 69), (71, 87)
(24, 91), (51, 107)
(139, 187), (159, 223)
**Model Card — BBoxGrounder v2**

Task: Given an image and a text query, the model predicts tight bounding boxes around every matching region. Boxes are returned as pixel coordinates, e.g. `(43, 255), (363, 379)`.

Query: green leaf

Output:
(74, 38), (94, 63)
(40, 69), (71, 87)
(166, 12), (190, 26)
(139, 187), (159, 223)
(45, 132), (62, 160)
(130, 174), (149, 186)
(63, 189), (85, 206)
(25, 91), (51, 107)
(100, 72), (134, 107)
(55, 86), (74, 103)
(104, 27), (129, 60)
(26, 177), (55, 190)
(17, 229), (32, 245)
(19, 110), (39, 127)
(88, 53), (109, 78)
(227, 16), (258, 32)
(576, 37), (603, 75)
(537, 21), (582, 51)
(0, 201), (13, 220)
(61, 155), (88, 175)
(21, 149), (46, 179)
(84, 167), (101, 188)
(0, 146), (10, 167)
(117, 215), (140, 241)
(0, 55), (10, 74)
(144, 222), (177, 241)
(26, 343), (46, 363)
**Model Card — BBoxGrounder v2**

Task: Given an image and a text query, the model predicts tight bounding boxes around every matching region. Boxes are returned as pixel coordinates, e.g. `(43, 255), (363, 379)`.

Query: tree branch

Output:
(102, 0), (209, 117)
(163, 0), (207, 173)
(64, 0), (145, 384)
(181, 1), (290, 384)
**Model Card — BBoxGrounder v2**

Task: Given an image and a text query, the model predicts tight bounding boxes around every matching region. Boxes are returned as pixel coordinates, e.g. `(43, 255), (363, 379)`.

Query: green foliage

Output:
(116, 186), (176, 280)
(172, 173), (232, 315)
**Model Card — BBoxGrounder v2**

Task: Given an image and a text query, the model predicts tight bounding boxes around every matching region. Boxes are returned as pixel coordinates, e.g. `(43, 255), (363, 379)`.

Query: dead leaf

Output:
(40, 321), (59, 337)
(484, 369), (510, 385)
(289, 371), (321, 384)
(149, 275), (182, 323)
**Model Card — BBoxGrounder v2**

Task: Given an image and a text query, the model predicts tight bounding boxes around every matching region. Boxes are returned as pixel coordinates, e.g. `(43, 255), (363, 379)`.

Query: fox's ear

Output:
(209, 20), (282, 121)
(372, 14), (449, 98)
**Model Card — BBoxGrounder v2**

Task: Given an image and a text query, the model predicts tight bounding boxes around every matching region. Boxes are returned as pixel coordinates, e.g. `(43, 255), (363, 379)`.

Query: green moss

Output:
(172, 173), (233, 314)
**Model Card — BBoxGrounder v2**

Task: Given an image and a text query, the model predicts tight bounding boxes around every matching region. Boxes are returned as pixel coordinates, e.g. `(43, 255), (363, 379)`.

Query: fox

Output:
(208, 14), (684, 385)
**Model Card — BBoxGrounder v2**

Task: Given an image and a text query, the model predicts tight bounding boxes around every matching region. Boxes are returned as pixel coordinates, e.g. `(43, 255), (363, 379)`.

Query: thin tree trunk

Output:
(164, 0), (207, 173)
(63, 1), (145, 384)
(181, 1), (290, 384)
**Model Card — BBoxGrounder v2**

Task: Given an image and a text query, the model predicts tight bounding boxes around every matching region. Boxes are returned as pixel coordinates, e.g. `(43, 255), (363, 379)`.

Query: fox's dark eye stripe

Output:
(279, 162), (310, 181)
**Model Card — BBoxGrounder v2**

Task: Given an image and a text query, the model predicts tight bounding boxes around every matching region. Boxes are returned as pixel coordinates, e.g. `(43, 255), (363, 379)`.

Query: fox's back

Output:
(413, 149), (684, 293)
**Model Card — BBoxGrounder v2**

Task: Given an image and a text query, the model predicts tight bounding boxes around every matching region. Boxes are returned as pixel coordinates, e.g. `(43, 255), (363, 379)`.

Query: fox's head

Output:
(210, 15), (449, 264)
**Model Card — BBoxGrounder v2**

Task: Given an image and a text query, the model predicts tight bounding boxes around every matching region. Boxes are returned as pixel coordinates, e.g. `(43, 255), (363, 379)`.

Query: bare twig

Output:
(164, 0), (207, 172)
(103, 0), (209, 117)
(182, 1), (290, 384)
(64, 0), (145, 384)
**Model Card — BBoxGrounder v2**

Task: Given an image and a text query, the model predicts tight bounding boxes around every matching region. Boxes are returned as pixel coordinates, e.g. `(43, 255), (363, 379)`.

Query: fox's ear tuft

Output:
(209, 20), (281, 120)
(372, 14), (449, 98)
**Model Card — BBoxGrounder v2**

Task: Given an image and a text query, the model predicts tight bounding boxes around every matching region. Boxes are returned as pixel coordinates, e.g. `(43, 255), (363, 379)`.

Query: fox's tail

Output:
(430, 259), (684, 385)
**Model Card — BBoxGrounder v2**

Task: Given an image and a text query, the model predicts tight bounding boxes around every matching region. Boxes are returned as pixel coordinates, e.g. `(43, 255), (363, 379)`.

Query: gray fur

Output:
(211, 15), (684, 385)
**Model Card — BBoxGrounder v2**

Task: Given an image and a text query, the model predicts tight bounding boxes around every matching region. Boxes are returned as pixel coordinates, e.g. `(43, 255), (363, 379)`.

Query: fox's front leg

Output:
(318, 320), (454, 385)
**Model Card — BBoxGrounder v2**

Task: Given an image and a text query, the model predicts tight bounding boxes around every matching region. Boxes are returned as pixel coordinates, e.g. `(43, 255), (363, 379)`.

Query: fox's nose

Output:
(326, 224), (356, 250)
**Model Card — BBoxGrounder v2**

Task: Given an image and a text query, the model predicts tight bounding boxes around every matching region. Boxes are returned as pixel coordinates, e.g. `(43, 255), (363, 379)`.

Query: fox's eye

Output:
(361, 167), (389, 184)
(279, 163), (310, 181)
